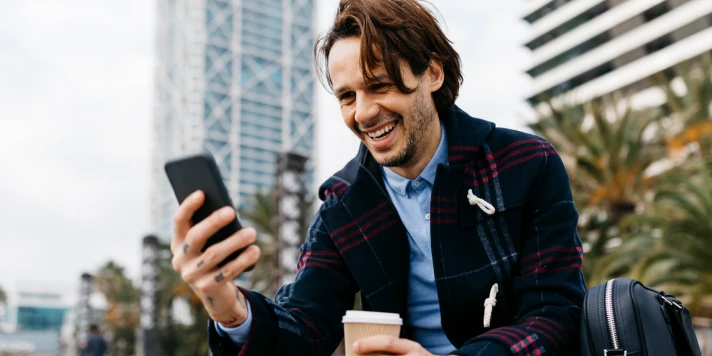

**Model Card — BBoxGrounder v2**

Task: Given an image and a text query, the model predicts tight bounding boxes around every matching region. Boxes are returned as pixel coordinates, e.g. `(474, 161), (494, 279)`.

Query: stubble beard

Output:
(379, 90), (434, 168)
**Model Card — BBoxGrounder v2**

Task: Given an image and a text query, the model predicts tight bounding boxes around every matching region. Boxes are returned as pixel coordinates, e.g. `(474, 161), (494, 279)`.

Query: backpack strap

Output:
(660, 294), (702, 356)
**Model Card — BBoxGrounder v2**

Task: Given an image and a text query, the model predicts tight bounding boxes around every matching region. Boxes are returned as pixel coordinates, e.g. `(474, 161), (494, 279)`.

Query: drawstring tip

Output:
(483, 283), (499, 328)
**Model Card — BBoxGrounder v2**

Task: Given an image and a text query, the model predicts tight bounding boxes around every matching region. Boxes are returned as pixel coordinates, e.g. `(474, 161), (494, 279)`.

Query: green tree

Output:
(529, 97), (665, 280)
(653, 53), (712, 157)
(0, 285), (6, 305)
(596, 163), (712, 315)
(93, 261), (141, 356)
(237, 189), (281, 297)
(155, 243), (210, 356)
(238, 188), (314, 298)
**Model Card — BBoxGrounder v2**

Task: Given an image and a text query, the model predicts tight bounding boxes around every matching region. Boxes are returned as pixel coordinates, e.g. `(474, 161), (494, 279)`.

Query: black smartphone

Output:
(164, 152), (255, 271)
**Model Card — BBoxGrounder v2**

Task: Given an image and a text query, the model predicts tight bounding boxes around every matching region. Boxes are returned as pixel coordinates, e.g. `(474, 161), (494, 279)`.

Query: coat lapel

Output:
(441, 107), (500, 229)
(431, 107), (516, 347)
(319, 152), (410, 323)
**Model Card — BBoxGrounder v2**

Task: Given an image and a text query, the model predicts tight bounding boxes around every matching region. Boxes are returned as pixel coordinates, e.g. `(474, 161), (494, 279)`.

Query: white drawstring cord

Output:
(483, 283), (499, 328)
(468, 191), (497, 327)
(467, 189), (495, 215)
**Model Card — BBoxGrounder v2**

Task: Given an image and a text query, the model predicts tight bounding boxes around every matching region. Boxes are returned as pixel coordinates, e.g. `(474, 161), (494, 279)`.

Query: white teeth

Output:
(367, 123), (396, 139)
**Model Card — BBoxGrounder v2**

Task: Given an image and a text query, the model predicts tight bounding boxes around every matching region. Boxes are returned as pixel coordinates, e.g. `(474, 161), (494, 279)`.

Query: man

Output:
(170, 0), (586, 354)
(80, 324), (107, 356)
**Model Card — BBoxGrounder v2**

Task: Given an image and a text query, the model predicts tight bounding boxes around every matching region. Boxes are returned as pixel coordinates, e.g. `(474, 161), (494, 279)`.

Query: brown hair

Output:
(315, 0), (463, 114)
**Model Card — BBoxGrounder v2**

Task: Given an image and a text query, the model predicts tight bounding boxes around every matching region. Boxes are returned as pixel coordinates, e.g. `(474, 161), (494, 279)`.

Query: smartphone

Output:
(164, 152), (255, 271)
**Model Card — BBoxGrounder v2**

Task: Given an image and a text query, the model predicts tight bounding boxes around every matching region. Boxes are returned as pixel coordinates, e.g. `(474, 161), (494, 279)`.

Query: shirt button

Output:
(425, 213), (430, 220)
(413, 181), (421, 187)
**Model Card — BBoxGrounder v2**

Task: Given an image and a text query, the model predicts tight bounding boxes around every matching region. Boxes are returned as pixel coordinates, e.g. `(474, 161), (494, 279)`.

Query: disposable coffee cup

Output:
(342, 310), (403, 356)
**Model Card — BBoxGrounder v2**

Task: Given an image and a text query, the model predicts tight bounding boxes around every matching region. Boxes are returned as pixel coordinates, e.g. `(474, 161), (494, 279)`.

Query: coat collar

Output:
(443, 106), (496, 166)
(318, 105), (497, 200)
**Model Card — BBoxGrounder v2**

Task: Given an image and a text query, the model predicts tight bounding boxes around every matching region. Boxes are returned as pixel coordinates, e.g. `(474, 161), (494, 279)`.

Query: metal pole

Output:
(76, 273), (93, 352)
(275, 152), (308, 286)
(140, 235), (160, 356)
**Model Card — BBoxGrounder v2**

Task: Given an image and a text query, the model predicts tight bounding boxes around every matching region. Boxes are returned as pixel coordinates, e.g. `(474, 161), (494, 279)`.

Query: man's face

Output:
(328, 37), (438, 168)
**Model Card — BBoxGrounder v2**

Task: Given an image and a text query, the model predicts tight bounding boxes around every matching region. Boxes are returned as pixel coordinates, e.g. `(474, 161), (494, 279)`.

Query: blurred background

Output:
(0, 0), (710, 355)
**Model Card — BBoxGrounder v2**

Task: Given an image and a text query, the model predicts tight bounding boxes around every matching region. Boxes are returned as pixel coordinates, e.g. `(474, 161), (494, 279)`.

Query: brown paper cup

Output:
(342, 311), (402, 356)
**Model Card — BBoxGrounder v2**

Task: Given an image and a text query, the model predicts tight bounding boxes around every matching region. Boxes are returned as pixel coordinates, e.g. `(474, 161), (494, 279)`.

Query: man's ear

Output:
(425, 56), (445, 93)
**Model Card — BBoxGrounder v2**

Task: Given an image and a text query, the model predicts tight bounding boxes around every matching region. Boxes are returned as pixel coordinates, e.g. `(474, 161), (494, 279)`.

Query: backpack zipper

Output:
(605, 279), (620, 349)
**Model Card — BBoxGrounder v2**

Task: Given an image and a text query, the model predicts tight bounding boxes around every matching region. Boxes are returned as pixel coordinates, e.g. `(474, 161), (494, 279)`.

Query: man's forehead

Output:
(329, 38), (387, 75)
(330, 44), (390, 92)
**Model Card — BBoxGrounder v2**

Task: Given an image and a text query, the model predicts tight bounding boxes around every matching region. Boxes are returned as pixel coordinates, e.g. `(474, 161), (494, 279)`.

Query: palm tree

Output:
(155, 242), (210, 356)
(238, 189), (281, 297)
(529, 97), (665, 278)
(596, 162), (712, 315)
(238, 188), (314, 298)
(94, 261), (141, 355)
(653, 53), (712, 157)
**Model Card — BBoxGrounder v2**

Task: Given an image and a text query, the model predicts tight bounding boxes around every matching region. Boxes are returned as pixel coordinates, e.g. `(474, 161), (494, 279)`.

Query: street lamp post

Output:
(76, 273), (93, 351)
(140, 235), (160, 356)
(275, 152), (308, 286)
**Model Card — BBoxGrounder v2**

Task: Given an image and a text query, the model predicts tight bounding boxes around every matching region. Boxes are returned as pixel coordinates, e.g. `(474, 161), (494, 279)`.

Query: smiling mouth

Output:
(366, 122), (396, 141)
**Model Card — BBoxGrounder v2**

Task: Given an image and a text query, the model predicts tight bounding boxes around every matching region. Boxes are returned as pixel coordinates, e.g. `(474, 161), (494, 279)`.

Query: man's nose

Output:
(354, 94), (379, 125)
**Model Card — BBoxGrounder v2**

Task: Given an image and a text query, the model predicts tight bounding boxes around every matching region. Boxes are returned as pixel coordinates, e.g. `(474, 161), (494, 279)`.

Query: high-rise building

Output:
(524, 0), (712, 106)
(151, 0), (317, 240)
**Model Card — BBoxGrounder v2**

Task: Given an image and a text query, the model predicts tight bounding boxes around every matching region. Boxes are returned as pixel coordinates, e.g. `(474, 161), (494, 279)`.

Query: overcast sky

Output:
(0, 0), (533, 304)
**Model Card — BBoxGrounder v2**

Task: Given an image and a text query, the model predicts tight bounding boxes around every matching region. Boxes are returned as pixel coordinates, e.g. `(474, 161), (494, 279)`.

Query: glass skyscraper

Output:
(151, 0), (316, 240)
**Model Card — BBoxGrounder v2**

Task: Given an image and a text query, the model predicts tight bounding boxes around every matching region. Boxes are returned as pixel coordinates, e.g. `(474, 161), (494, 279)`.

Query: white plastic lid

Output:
(342, 310), (403, 325)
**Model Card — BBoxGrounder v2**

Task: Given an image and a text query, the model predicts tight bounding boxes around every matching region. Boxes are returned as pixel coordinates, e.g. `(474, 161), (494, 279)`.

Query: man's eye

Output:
(370, 83), (390, 92)
(340, 92), (355, 101)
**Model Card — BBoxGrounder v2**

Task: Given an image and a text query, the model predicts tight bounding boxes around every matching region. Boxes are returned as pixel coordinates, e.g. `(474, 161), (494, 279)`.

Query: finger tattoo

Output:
(215, 272), (225, 283)
(182, 243), (189, 254)
(197, 260), (204, 268)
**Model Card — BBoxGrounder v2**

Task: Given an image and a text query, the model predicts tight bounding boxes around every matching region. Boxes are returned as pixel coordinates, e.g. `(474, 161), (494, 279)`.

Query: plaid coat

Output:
(208, 106), (586, 355)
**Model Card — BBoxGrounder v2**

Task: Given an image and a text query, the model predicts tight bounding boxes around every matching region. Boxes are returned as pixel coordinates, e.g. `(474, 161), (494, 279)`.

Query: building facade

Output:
(151, 0), (317, 240)
(3, 285), (70, 332)
(524, 0), (712, 106)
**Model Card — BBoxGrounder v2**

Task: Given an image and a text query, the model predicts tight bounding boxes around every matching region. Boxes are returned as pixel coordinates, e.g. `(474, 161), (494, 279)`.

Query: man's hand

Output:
(170, 190), (261, 327)
(353, 335), (451, 356)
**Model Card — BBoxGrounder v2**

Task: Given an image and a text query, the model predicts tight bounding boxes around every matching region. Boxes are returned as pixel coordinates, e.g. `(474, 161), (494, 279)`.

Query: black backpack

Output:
(581, 278), (702, 355)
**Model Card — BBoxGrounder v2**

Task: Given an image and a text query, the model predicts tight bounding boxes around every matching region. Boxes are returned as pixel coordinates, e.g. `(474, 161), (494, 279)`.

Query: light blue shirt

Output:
(218, 123), (455, 354)
(215, 298), (252, 343)
(381, 121), (455, 355)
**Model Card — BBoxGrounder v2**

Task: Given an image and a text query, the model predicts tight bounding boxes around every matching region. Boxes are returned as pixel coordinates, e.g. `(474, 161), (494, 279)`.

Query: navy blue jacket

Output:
(208, 106), (586, 355)
(81, 333), (107, 356)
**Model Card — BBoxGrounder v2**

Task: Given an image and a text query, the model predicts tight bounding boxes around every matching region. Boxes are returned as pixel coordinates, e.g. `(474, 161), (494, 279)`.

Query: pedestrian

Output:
(80, 324), (107, 356)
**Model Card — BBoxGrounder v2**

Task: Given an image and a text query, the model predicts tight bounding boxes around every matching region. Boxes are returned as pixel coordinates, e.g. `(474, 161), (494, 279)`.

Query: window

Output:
(526, 2), (610, 51)
(16, 307), (67, 331)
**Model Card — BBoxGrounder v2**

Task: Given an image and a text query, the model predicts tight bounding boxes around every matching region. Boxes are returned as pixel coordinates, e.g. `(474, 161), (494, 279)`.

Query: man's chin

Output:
(372, 151), (409, 168)
(365, 140), (409, 167)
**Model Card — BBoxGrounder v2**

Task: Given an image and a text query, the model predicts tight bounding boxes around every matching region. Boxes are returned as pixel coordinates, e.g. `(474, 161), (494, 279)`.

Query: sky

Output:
(0, 0), (533, 305)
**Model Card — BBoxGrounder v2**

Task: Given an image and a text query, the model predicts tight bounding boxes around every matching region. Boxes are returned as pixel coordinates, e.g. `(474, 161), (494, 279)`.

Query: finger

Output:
(182, 206), (237, 256)
(171, 190), (204, 253)
(353, 335), (421, 355)
(182, 227), (258, 281)
(194, 244), (260, 291)
(206, 227), (258, 266)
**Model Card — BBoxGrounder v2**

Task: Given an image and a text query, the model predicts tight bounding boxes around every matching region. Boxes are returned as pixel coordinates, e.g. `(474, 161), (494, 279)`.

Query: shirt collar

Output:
(382, 121), (449, 196)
